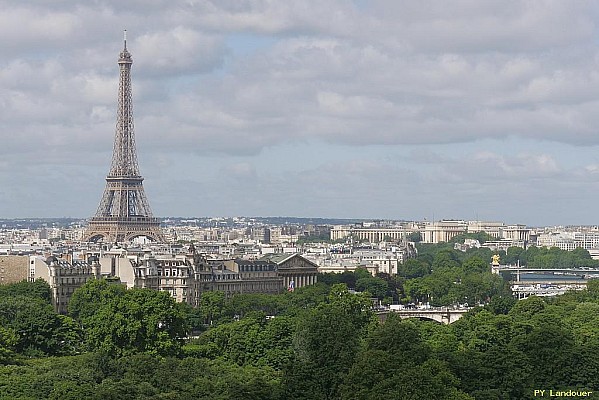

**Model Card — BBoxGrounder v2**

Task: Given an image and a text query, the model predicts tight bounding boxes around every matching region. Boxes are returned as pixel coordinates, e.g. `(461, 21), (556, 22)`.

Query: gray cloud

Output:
(4, 1), (599, 155)
(1, 1), (599, 223)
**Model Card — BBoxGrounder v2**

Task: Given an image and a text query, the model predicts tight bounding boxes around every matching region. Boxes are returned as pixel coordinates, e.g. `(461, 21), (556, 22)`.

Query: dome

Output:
(45, 255), (59, 265)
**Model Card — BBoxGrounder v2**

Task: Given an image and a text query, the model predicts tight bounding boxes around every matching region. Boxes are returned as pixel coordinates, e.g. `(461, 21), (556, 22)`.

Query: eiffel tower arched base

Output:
(84, 216), (165, 243)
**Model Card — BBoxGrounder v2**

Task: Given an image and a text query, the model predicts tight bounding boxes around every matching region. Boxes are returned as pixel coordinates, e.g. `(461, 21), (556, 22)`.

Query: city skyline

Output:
(2, 2), (599, 226)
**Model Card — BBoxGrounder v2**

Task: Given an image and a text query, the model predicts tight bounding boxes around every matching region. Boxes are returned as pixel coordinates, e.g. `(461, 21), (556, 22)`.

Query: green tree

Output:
(455, 345), (531, 399)
(224, 293), (285, 319)
(504, 246), (526, 265)
(462, 257), (488, 273)
(422, 269), (460, 305)
(587, 279), (599, 299)
(199, 291), (226, 325)
(453, 310), (514, 352)
(524, 246), (541, 267)
(367, 316), (430, 364)
(0, 326), (17, 364)
(464, 247), (495, 264)
(485, 295), (516, 315)
(508, 296), (546, 321)
(285, 284), (373, 399)
(68, 278), (126, 320)
(432, 250), (461, 271)
(511, 315), (577, 389)
(178, 301), (205, 333)
(564, 302), (599, 347)
(402, 279), (431, 304)
(327, 283), (373, 327)
(195, 314), (295, 370)
(0, 296), (81, 356)
(341, 316), (472, 400)
(83, 288), (187, 357)
(459, 272), (504, 305)
(354, 268), (372, 281)
(406, 231), (422, 242)
(398, 259), (431, 279)
(355, 276), (388, 299)
(289, 306), (364, 399)
(284, 282), (330, 314)
(0, 278), (51, 303)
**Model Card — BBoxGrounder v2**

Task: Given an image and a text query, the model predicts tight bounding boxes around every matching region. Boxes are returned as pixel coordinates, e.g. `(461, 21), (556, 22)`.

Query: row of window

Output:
(161, 278), (187, 286)
(159, 268), (190, 277)
(59, 277), (88, 285)
(239, 264), (275, 272)
(241, 272), (277, 278)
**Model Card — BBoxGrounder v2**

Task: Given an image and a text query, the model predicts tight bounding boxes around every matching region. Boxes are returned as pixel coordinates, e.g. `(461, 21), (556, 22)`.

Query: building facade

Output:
(422, 220), (531, 244)
(330, 227), (406, 242)
(28, 247), (320, 312)
(422, 220), (467, 243)
(0, 255), (28, 284)
(260, 253), (319, 290)
(29, 255), (100, 313)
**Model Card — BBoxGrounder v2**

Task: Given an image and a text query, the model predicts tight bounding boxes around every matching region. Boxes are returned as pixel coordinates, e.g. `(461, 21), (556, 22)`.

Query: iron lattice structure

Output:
(85, 35), (164, 243)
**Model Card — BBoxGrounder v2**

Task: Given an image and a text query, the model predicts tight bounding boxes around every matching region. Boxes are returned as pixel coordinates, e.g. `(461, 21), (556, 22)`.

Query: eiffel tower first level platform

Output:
(86, 215), (163, 243)
(85, 177), (164, 243)
(84, 32), (165, 243)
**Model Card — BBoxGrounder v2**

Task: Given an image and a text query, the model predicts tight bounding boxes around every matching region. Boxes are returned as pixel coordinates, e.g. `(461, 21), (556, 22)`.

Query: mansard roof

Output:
(234, 258), (277, 267)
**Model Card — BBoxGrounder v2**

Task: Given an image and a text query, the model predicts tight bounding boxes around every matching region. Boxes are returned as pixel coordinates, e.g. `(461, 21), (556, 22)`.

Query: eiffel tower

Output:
(85, 32), (164, 243)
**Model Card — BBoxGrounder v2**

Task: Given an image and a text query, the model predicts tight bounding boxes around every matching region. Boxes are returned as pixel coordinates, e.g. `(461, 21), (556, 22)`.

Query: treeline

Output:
(501, 245), (598, 268)
(396, 242), (598, 305)
(2, 279), (599, 398)
(1, 242), (599, 398)
(446, 233), (599, 268)
(319, 243), (510, 306)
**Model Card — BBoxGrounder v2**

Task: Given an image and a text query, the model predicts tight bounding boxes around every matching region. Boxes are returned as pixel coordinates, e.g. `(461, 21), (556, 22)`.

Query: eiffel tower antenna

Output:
(85, 33), (164, 243)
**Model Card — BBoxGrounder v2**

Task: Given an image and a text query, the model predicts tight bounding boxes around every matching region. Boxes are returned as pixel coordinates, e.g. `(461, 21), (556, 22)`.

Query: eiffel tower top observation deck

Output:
(85, 32), (164, 243)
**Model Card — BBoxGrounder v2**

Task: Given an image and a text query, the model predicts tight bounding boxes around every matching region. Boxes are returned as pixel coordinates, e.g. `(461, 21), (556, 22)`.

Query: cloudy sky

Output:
(2, 1), (599, 226)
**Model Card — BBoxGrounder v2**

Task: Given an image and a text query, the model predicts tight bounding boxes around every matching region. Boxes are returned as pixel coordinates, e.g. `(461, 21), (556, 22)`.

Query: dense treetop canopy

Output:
(0, 243), (597, 398)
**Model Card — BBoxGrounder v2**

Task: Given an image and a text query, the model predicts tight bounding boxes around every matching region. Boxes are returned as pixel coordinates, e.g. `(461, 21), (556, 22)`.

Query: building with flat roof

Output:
(330, 227), (406, 242)
(422, 220), (531, 244)
(422, 220), (467, 243)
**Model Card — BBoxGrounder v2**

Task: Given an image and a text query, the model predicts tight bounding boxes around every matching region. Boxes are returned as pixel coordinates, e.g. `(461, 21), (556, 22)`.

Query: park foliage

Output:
(0, 243), (598, 398)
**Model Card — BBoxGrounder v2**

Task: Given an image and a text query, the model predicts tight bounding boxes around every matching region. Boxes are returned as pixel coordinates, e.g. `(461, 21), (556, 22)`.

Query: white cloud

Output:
(134, 27), (226, 76)
(1, 1), (599, 224)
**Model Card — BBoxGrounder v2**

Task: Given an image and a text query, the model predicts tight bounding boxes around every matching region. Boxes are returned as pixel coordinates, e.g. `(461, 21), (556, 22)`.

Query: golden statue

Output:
(491, 254), (500, 265)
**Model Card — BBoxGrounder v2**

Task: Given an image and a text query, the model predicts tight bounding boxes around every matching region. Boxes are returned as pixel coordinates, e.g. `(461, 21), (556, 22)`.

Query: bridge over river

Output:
(491, 265), (599, 282)
(377, 306), (473, 324)
(492, 265), (595, 298)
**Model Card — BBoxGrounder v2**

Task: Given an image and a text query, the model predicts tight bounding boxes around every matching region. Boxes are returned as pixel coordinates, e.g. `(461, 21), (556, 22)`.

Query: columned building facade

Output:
(422, 220), (468, 243)
(330, 227), (406, 242)
(260, 253), (319, 290)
